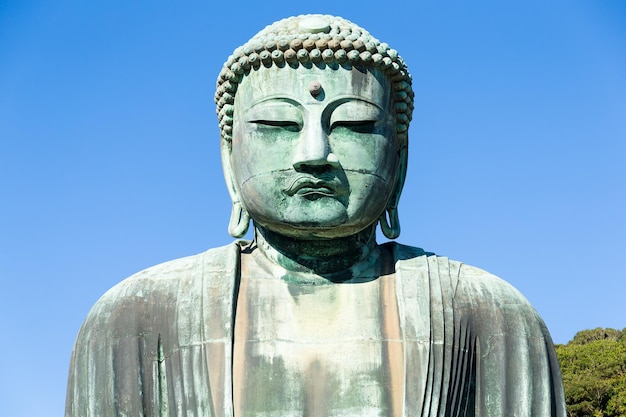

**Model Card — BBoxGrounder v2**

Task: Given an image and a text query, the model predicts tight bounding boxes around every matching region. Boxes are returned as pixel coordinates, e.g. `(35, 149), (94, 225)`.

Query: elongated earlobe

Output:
(379, 206), (400, 239)
(228, 201), (250, 238)
(379, 146), (406, 240)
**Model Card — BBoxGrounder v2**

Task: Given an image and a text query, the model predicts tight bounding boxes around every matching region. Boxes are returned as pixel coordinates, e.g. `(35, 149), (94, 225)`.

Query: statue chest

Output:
(233, 265), (401, 417)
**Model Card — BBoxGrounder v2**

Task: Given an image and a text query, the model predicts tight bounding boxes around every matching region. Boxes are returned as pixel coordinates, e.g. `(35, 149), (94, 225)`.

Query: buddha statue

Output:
(66, 15), (566, 417)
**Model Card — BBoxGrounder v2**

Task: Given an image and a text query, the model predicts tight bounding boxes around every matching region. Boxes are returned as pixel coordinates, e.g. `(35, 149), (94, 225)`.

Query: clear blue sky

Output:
(1, 1), (625, 415)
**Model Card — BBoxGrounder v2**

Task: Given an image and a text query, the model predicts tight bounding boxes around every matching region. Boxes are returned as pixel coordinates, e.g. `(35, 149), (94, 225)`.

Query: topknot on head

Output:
(215, 14), (414, 145)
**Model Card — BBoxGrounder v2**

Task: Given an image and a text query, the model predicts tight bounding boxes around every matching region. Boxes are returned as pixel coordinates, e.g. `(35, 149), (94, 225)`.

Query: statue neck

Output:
(253, 223), (378, 275)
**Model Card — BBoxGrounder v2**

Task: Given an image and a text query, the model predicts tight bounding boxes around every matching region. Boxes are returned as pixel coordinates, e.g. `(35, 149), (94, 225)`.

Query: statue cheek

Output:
(237, 175), (284, 215)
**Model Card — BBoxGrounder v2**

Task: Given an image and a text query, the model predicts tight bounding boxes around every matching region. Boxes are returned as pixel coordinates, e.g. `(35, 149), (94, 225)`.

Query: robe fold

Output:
(66, 242), (565, 416)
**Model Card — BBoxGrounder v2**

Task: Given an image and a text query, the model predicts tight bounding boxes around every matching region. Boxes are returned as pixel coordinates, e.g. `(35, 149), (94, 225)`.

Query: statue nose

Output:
(292, 126), (340, 171)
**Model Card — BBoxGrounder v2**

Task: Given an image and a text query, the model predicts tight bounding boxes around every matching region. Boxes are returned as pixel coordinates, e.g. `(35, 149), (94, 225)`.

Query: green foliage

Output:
(556, 328), (626, 417)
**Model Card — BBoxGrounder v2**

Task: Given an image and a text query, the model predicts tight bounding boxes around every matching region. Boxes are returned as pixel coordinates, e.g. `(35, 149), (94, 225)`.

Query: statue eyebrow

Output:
(325, 95), (386, 112)
(243, 96), (302, 113)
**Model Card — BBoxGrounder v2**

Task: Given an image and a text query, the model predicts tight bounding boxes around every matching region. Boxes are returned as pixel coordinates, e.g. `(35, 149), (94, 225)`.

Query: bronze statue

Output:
(66, 14), (565, 416)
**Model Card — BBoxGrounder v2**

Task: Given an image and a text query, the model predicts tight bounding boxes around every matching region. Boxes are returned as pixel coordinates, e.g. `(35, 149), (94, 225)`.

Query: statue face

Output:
(229, 65), (400, 239)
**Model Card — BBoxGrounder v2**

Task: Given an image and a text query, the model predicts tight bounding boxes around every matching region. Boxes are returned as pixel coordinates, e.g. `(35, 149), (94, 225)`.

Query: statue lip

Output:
(283, 176), (346, 197)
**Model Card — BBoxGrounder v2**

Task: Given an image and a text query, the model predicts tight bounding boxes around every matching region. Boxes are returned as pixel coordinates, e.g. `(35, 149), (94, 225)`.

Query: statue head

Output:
(215, 14), (413, 241)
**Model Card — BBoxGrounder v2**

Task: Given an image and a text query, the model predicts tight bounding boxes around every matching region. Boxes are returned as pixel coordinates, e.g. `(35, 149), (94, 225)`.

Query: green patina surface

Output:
(66, 14), (566, 417)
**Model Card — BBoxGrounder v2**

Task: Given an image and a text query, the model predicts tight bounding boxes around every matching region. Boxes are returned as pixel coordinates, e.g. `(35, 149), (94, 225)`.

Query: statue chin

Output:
(249, 202), (354, 240)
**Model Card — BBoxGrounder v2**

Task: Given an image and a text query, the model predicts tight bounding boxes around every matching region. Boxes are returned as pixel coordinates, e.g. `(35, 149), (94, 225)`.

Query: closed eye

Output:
(251, 120), (301, 132)
(331, 120), (378, 134)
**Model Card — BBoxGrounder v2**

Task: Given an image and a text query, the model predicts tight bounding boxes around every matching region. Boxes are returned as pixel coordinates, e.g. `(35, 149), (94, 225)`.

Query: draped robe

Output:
(66, 242), (565, 416)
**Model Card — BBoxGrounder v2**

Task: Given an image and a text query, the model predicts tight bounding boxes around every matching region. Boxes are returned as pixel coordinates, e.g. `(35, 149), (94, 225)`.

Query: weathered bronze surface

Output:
(66, 14), (566, 417)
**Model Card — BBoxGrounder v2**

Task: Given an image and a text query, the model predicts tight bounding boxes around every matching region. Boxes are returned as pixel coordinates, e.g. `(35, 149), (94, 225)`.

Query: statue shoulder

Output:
(455, 262), (534, 310)
(77, 242), (242, 338)
(388, 242), (539, 317)
(453, 261), (550, 337)
(67, 242), (244, 416)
